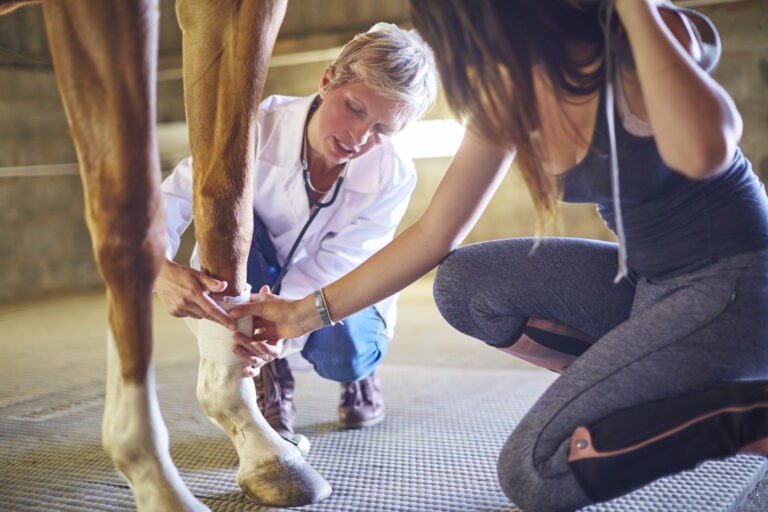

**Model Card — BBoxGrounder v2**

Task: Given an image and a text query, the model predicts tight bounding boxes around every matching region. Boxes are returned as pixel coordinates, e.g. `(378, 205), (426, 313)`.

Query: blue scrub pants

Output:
(246, 213), (389, 382)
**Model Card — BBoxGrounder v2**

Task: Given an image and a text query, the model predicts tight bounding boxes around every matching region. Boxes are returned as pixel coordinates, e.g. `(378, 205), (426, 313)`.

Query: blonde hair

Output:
(327, 22), (439, 127)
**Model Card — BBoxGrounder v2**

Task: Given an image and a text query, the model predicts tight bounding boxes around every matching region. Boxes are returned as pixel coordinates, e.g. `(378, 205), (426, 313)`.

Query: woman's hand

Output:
(229, 285), (315, 376)
(229, 286), (316, 341)
(234, 335), (284, 378)
(155, 259), (235, 329)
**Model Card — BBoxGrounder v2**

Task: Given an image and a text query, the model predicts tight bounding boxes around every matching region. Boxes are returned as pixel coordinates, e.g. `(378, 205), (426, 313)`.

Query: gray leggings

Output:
(433, 237), (768, 511)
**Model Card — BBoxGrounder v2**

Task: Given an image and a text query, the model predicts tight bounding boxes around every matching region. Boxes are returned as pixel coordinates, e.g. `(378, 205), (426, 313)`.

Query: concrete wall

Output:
(0, 0), (765, 303)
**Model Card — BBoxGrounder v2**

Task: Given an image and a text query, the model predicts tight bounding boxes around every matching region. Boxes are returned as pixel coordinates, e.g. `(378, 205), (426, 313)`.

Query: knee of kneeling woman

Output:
(434, 264), (527, 349)
(433, 253), (475, 328)
(496, 434), (555, 512)
(497, 459), (571, 512)
(497, 438), (535, 507)
(497, 436), (588, 512)
(433, 248), (477, 295)
(433, 258), (455, 308)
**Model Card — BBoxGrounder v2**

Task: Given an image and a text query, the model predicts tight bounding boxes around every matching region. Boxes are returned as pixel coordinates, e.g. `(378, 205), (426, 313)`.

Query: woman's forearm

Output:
(308, 129), (515, 329)
(232, 129), (514, 341)
(318, 219), (454, 325)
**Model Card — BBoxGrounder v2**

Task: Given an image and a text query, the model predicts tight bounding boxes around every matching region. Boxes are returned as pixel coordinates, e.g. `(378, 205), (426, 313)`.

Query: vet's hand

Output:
(155, 259), (235, 329)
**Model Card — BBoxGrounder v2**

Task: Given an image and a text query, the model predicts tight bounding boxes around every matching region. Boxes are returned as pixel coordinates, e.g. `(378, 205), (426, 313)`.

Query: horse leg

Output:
(41, 1), (206, 510)
(175, 0), (331, 505)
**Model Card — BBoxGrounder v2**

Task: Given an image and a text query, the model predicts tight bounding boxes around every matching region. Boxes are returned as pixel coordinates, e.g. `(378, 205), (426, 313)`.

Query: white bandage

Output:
(280, 334), (310, 358)
(197, 285), (252, 366)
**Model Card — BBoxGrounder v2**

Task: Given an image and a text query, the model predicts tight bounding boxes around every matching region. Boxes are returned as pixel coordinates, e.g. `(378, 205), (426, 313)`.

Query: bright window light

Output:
(392, 119), (465, 159)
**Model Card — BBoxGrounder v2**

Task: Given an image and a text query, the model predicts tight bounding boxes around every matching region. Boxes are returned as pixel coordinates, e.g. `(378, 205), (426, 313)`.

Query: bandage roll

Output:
(197, 285), (253, 366)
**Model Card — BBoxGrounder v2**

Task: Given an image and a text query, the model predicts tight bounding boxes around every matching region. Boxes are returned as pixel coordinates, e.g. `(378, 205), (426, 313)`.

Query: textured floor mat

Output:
(0, 360), (765, 511)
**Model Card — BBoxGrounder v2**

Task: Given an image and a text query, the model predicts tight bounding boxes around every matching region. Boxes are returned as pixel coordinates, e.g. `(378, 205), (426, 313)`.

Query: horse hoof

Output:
(238, 454), (332, 506)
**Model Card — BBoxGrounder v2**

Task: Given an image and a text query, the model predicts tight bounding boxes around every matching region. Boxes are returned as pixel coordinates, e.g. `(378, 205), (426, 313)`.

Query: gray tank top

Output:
(560, 84), (768, 280)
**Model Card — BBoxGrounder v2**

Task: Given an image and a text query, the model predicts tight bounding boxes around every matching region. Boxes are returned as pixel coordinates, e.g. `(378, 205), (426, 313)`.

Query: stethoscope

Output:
(271, 96), (347, 295)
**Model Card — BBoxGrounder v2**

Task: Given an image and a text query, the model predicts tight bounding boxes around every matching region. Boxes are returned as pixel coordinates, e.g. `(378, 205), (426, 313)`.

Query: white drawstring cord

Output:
(600, 0), (629, 283)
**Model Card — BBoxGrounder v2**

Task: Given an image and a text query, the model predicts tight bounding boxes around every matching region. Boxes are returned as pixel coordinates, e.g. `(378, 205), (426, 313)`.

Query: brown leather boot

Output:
(338, 369), (385, 428)
(254, 358), (310, 454)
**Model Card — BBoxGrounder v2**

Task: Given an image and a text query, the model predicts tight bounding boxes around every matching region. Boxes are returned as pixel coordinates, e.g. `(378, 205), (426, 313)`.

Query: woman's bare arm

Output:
(229, 128), (515, 343)
(615, 0), (742, 179)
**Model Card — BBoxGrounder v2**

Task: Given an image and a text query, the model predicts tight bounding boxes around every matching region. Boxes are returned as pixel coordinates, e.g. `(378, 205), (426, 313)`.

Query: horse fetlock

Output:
(103, 428), (159, 476)
(195, 356), (332, 506)
(196, 358), (286, 452)
(103, 416), (208, 512)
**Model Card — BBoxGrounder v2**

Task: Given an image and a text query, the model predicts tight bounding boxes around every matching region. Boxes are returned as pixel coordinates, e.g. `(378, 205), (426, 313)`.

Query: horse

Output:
(0, 1), (331, 509)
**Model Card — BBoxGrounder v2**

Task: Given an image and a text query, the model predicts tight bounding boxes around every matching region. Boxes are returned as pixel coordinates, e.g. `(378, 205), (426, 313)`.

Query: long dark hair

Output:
(410, 0), (608, 225)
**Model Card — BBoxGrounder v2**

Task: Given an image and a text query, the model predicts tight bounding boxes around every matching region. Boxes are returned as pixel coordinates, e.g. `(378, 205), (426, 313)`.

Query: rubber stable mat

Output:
(0, 359), (765, 511)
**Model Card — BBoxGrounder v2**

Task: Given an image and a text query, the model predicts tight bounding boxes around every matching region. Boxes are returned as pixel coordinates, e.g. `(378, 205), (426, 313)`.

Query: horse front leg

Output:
(42, 1), (206, 510)
(176, 0), (332, 505)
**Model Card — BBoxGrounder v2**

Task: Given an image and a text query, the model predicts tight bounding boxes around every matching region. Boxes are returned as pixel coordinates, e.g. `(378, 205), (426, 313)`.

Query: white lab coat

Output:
(162, 94), (418, 347)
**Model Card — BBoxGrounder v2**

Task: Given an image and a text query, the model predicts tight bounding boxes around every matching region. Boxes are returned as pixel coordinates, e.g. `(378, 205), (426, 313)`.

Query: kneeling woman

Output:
(157, 22), (438, 446)
(229, 1), (768, 510)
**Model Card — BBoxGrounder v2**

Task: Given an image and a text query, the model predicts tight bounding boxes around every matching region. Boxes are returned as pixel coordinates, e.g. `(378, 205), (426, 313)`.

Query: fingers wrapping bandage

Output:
(197, 285), (252, 366)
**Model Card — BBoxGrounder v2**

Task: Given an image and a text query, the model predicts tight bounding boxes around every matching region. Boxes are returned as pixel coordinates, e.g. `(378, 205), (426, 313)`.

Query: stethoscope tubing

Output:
(270, 95), (348, 295)
(271, 174), (344, 295)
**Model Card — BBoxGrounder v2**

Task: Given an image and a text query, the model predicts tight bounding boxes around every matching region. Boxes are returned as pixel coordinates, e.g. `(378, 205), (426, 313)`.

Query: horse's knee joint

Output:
(94, 236), (164, 287)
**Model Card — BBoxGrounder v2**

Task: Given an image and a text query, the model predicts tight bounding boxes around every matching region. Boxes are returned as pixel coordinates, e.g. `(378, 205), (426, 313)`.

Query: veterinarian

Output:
(156, 22), (438, 447)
